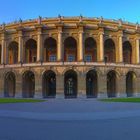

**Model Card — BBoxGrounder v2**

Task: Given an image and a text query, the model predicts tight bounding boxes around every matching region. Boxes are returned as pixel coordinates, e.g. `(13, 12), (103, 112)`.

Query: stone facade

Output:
(0, 16), (140, 98)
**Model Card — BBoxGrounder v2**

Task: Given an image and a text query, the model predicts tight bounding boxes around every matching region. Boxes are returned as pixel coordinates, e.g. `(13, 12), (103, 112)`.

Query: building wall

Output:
(0, 17), (140, 98)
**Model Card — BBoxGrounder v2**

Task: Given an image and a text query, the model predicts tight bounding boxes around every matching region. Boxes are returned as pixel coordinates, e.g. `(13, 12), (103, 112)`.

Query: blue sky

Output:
(1, 0), (140, 24)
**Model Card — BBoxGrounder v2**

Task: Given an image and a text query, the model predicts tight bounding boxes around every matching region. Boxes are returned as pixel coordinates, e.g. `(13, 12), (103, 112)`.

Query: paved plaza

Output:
(0, 98), (140, 140)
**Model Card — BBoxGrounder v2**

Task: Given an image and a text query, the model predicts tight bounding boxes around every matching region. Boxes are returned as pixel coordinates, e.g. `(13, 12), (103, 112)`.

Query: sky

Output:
(1, 0), (140, 24)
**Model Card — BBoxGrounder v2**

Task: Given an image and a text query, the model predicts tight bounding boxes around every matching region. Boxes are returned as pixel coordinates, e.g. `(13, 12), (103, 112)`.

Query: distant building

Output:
(0, 16), (140, 98)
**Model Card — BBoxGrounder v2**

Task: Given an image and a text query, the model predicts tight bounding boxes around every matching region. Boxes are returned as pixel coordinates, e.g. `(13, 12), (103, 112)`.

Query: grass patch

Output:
(100, 98), (140, 103)
(0, 98), (45, 104)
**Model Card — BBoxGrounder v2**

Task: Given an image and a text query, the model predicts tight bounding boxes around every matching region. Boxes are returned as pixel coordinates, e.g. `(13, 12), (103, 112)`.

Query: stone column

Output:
(34, 73), (42, 98)
(57, 30), (62, 61)
(1, 38), (5, 64)
(37, 28), (43, 62)
(56, 73), (64, 98)
(98, 32), (104, 62)
(0, 71), (4, 97)
(136, 76), (140, 97)
(18, 31), (23, 63)
(117, 35), (123, 63)
(98, 73), (107, 98)
(117, 75), (126, 97)
(15, 73), (22, 98)
(78, 31), (84, 61)
(135, 39), (140, 64)
(77, 72), (86, 98)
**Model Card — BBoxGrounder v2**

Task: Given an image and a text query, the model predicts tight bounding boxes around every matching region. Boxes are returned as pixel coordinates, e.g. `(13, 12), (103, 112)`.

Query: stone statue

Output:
(136, 22), (139, 30)
(58, 14), (62, 23)
(19, 18), (22, 26)
(99, 16), (103, 24)
(2, 22), (5, 30)
(79, 14), (83, 23)
(38, 16), (42, 25)
(118, 18), (122, 27)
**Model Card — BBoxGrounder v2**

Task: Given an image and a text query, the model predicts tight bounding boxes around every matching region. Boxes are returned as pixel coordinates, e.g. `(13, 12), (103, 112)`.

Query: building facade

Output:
(0, 16), (140, 98)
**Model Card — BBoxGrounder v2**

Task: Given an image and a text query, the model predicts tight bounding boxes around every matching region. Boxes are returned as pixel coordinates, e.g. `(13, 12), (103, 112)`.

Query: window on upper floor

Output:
(85, 55), (92, 62)
(49, 55), (56, 62)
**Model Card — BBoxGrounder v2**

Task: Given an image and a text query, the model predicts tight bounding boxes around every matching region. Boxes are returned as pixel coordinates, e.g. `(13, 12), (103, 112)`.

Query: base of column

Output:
(98, 93), (108, 98)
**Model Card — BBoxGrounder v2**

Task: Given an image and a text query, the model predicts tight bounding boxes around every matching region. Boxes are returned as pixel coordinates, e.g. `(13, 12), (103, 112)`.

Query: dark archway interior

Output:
(64, 37), (77, 62)
(126, 72), (134, 97)
(22, 71), (35, 98)
(25, 39), (37, 63)
(44, 37), (57, 62)
(104, 39), (115, 63)
(42, 71), (56, 98)
(123, 41), (132, 64)
(86, 70), (98, 98)
(64, 70), (77, 98)
(107, 71), (116, 98)
(85, 37), (97, 62)
(8, 42), (18, 64)
(4, 72), (16, 97)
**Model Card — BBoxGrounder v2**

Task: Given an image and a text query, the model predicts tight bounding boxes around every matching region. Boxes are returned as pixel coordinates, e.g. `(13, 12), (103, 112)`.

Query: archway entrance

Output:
(126, 72), (135, 97)
(25, 39), (37, 63)
(44, 37), (57, 62)
(64, 70), (77, 98)
(64, 37), (77, 62)
(84, 37), (97, 62)
(107, 71), (117, 97)
(104, 39), (116, 63)
(22, 71), (35, 98)
(8, 41), (18, 64)
(86, 70), (98, 98)
(4, 72), (16, 97)
(123, 41), (132, 64)
(42, 70), (56, 98)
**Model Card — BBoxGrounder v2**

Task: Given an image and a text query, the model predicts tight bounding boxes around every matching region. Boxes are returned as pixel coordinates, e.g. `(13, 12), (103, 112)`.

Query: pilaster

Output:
(57, 25), (63, 61)
(78, 26), (84, 61)
(98, 31), (104, 62)
(135, 38), (140, 64)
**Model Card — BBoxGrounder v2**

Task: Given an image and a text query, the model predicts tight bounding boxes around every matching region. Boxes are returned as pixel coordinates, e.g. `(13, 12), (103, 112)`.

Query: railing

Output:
(0, 62), (140, 69)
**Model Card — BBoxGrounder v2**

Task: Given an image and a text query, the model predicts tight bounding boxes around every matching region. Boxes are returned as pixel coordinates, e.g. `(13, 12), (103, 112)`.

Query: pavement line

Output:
(0, 110), (140, 121)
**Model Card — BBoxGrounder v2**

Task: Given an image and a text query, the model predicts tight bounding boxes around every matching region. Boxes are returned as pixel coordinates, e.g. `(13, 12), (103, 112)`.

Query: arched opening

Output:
(86, 70), (98, 98)
(25, 39), (37, 63)
(64, 70), (77, 98)
(42, 70), (56, 98)
(8, 41), (18, 64)
(126, 72), (135, 97)
(85, 37), (97, 62)
(123, 41), (132, 64)
(64, 37), (77, 62)
(22, 71), (35, 98)
(4, 72), (16, 97)
(44, 37), (57, 62)
(107, 71), (117, 98)
(104, 39), (116, 63)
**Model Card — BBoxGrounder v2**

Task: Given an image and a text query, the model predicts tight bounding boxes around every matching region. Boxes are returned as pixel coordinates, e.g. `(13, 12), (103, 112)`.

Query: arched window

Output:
(8, 42), (18, 64)
(25, 39), (37, 63)
(123, 41), (132, 64)
(64, 37), (77, 62)
(85, 37), (97, 62)
(44, 37), (57, 62)
(104, 39), (116, 63)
